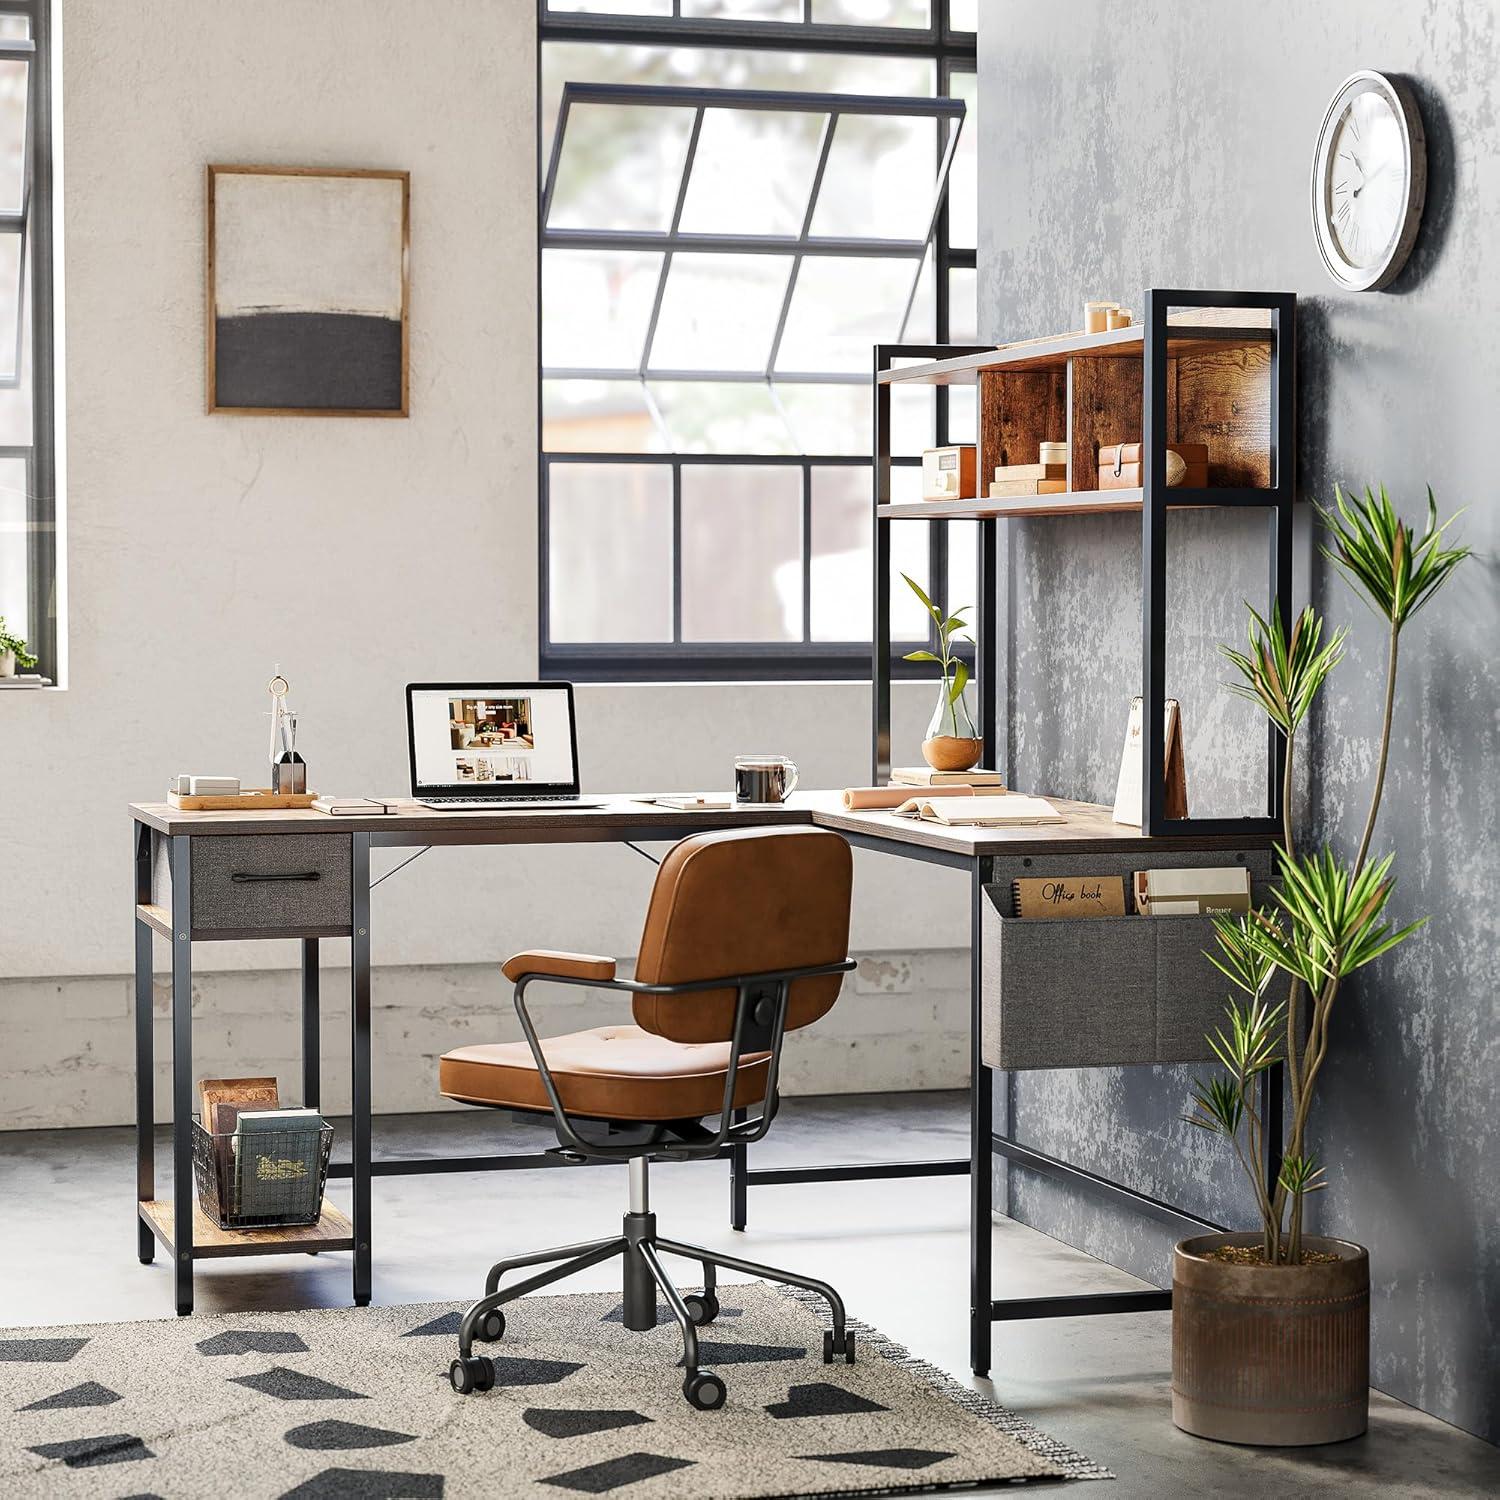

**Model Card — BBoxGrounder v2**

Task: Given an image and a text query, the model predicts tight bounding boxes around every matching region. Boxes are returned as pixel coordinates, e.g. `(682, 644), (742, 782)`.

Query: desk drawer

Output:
(154, 834), (352, 936)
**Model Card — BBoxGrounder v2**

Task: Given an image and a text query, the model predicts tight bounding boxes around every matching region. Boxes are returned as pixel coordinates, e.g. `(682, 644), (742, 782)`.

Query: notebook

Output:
(892, 793), (1064, 827)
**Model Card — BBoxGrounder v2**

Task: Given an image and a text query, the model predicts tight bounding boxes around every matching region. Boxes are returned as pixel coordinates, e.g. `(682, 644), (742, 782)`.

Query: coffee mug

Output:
(734, 754), (798, 804)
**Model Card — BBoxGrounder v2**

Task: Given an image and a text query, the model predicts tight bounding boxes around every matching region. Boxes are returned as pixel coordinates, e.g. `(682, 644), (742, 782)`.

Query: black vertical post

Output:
(350, 834), (373, 1307)
(730, 1107), (748, 1232)
(872, 345), (893, 783)
(969, 860), (993, 1376)
(977, 517), (999, 774)
(134, 823), (155, 1265)
(1268, 293), (1297, 823)
(301, 938), (321, 1111)
(169, 836), (194, 1316)
(1260, 1062), (1285, 1201)
(1141, 290), (1170, 834)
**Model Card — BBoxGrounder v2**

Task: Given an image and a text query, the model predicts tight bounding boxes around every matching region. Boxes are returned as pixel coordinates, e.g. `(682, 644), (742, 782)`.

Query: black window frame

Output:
(537, 0), (976, 683)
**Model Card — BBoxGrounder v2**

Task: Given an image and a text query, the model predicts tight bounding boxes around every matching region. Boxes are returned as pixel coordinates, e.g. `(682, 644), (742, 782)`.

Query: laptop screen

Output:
(407, 683), (579, 794)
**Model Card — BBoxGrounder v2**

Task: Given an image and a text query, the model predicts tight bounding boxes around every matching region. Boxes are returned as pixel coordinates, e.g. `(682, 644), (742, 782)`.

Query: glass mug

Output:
(734, 754), (798, 804)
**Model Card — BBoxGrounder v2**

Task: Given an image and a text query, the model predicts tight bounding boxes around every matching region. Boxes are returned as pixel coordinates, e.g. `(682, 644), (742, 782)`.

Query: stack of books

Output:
(989, 461), (1067, 498)
(199, 1076), (328, 1225)
(891, 766), (1006, 790)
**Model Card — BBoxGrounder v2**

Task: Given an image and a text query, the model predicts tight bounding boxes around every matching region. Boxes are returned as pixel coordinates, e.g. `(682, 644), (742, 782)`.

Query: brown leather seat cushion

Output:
(439, 1025), (770, 1122)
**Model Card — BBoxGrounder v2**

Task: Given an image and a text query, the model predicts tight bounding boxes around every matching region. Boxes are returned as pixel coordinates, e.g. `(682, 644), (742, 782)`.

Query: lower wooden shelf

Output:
(138, 1198), (354, 1259)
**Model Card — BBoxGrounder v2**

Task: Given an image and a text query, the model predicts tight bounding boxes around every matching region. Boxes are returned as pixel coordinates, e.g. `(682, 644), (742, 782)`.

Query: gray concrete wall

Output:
(979, 1), (1499, 1444)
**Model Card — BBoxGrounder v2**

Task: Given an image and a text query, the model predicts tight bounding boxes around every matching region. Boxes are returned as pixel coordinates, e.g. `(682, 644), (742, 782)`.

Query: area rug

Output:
(0, 1282), (1108, 1498)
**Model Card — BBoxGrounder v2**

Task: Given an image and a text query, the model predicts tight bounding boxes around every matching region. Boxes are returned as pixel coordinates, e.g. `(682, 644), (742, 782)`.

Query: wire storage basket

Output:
(192, 1119), (333, 1230)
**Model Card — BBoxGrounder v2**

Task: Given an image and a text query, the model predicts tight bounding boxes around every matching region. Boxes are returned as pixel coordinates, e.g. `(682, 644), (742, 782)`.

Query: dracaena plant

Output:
(1186, 485), (1469, 1264)
(900, 572), (974, 737)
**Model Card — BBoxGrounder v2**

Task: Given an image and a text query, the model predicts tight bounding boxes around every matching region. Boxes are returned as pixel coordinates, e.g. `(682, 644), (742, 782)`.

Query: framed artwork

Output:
(206, 165), (410, 416)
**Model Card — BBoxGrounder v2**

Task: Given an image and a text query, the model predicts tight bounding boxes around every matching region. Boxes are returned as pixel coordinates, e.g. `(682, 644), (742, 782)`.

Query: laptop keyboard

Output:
(433, 794), (581, 804)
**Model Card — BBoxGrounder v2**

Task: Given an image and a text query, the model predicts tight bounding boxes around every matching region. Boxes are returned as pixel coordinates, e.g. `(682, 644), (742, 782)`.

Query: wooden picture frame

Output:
(206, 164), (410, 417)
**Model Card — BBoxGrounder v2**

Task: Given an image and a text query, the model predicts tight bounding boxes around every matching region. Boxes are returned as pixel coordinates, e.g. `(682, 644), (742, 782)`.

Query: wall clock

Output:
(1310, 71), (1427, 291)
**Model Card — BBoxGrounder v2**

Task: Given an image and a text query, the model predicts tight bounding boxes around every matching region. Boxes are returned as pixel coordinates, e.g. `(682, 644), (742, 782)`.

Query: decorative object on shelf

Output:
(1083, 299), (1118, 334)
(1099, 441), (1208, 490)
(921, 444), (977, 500)
(0, 614), (37, 677)
(1133, 866), (1250, 916)
(207, 164), (410, 415)
(901, 572), (983, 772)
(1310, 71), (1426, 292)
(1012, 875), (1126, 919)
(1112, 696), (1187, 825)
(990, 460), (1066, 498)
(1106, 307), (1132, 329)
(1175, 485), (1469, 1446)
(732, 753), (798, 804)
(1038, 440), (1068, 467)
(167, 786), (319, 811)
(891, 766), (1004, 787)
(267, 670), (307, 794)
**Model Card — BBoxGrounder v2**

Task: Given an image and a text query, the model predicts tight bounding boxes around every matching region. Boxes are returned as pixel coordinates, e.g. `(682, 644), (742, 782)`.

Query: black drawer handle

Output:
(231, 870), (321, 883)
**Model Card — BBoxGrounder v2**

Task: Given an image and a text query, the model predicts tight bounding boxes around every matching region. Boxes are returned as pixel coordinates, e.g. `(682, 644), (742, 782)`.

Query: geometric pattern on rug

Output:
(0, 1282), (1111, 1498)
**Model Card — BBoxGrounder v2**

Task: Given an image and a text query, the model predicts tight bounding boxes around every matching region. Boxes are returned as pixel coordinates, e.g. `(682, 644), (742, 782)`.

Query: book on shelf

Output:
(1013, 875), (1127, 919)
(233, 1107), (326, 1222)
(1133, 866), (1251, 916)
(890, 767), (1004, 786)
(198, 1076), (280, 1208)
(991, 462), (1066, 483)
(989, 478), (1068, 498)
(892, 793), (1064, 827)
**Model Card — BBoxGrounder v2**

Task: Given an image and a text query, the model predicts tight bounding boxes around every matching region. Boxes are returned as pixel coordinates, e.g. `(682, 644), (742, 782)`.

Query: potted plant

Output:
(901, 573), (983, 772)
(0, 615), (36, 677)
(1173, 486), (1469, 1446)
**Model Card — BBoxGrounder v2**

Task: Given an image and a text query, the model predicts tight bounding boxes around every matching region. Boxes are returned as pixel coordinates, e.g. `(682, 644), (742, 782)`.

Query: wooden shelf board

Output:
(138, 1198), (354, 1259)
(880, 325), (1274, 385)
(878, 485), (1284, 521)
(136, 902), (173, 937)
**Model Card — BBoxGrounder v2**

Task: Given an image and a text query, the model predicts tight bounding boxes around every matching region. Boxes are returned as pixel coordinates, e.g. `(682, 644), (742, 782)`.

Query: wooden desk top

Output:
(131, 791), (1272, 858)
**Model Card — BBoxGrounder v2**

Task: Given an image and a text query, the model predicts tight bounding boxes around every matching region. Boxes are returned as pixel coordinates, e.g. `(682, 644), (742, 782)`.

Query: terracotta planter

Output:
(921, 734), (983, 772)
(1172, 1232), (1369, 1446)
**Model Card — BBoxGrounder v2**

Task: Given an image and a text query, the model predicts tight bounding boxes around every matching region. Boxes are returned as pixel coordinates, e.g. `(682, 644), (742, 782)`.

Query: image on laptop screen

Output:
(408, 683), (578, 793)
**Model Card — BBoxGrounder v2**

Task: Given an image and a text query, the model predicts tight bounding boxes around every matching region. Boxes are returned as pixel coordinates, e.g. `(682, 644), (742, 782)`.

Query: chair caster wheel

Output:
(683, 1292), (719, 1327)
(449, 1355), (495, 1395)
(474, 1309), (506, 1343)
(823, 1328), (855, 1364)
(682, 1371), (726, 1410)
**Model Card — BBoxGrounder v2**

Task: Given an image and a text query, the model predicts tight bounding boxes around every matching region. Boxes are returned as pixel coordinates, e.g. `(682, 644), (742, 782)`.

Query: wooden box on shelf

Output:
(1099, 442), (1209, 490)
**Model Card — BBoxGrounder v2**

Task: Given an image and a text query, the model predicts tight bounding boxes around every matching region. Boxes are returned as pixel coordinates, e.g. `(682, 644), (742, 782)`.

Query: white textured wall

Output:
(0, 1), (969, 1126)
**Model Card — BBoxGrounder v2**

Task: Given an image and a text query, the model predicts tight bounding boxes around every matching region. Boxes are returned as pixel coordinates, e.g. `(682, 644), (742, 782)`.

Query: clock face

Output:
(1311, 72), (1426, 291)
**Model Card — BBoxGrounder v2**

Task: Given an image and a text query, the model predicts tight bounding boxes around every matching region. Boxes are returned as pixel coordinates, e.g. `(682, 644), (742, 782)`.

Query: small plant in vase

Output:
(901, 572), (983, 772)
(0, 615), (37, 677)
(1171, 486), (1469, 1447)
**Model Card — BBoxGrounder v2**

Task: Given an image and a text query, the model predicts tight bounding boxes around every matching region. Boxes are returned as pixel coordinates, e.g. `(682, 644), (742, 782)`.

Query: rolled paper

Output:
(843, 784), (978, 810)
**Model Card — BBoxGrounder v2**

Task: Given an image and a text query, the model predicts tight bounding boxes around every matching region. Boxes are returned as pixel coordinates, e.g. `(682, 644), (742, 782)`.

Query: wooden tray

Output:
(167, 786), (319, 812)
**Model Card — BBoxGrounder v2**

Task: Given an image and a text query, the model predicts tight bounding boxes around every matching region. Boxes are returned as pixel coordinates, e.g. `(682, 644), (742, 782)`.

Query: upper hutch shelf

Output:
(877, 321), (1274, 385)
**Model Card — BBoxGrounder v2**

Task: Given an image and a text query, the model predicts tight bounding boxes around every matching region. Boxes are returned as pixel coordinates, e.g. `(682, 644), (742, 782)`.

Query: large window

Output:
(539, 1), (976, 679)
(0, 1), (53, 685)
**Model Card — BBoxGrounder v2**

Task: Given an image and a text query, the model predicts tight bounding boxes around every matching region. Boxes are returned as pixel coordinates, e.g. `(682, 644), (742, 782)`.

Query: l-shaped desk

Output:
(129, 792), (1271, 1374)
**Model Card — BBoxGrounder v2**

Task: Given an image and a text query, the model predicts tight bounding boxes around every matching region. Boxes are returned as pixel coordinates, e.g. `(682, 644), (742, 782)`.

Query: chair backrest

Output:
(631, 827), (853, 1045)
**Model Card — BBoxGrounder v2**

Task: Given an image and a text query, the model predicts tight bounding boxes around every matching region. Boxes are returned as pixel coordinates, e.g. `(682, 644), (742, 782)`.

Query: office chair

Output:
(438, 826), (856, 1410)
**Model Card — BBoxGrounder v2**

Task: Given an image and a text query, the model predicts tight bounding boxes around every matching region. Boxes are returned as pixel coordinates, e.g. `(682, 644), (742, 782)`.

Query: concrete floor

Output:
(3, 1091), (1497, 1498)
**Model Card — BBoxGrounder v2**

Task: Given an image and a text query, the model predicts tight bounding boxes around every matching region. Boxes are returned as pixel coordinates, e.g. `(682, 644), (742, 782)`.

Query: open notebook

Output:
(891, 793), (1065, 827)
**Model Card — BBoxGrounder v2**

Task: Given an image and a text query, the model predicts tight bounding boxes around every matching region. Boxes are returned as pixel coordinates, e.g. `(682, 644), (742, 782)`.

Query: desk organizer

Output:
(192, 1120), (334, 1230)
(981, 847), (1273, 1070)
(167, 787), (319, 811)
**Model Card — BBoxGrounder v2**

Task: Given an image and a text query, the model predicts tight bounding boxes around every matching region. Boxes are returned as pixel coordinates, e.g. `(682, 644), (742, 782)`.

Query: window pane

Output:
(947, 0), (978, 30)
(651, 381), (795, 453)
(776, 257), (922, 374)
(548, 103), (694, 232)
(775, 382), (866, 456)
(947, 69), (977, 248)
(548, 463), (674, 642)
(681, 465), (802, 641)
(542, 249), (662, 370)
(0, 229), (33, 445)
(890, 519), (932, 638)
(0, 17), (30, 39)
(547, 1), (674, 15)
(811, 0), (930, 25)
(0, 231), (20, 383)
(678, 107), (827, 237)
(0, 60), (27, 217)
(891, 384), (934, 456)
(680, 0), (801, 22)
(649, 253), (792, 371)
(810, 466), (870, 640)
(948, 265), (977, 343)
(810, 112), (939, 241)
(947, 383), (976, 444)
(0, 454), (28, 635)
(543, 380), (663, 453)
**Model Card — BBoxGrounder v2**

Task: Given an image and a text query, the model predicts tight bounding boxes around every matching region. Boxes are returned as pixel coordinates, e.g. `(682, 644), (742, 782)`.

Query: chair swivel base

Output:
(448, 1198), (855, 1409)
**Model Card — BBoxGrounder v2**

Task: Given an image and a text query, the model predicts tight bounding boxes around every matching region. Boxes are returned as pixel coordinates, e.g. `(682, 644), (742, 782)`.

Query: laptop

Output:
(406, 681), (606, 810)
